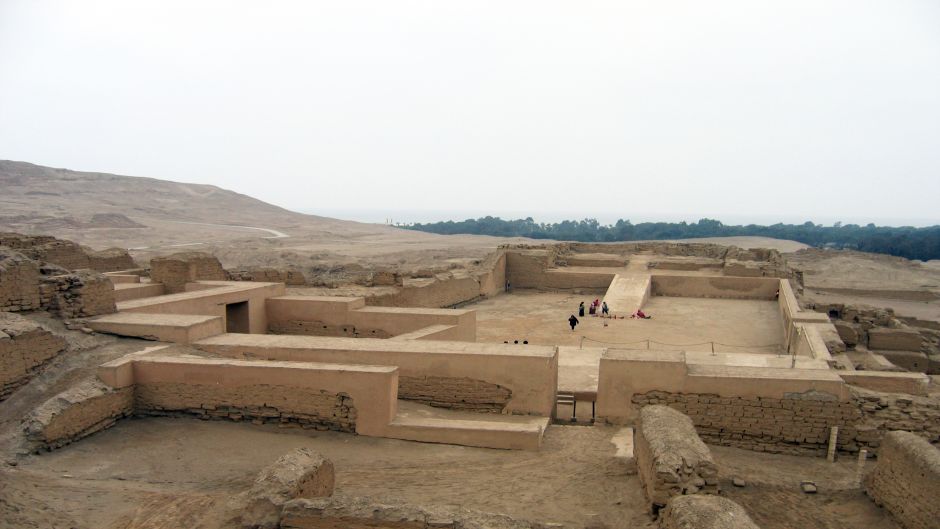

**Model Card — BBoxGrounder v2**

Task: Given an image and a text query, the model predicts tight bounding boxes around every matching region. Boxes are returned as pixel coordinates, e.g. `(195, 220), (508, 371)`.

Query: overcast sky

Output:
(1, 1), (939, 226)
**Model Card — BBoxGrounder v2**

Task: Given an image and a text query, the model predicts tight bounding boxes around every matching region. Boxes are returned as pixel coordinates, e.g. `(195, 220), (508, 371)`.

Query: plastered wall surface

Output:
(194, 334), (558, 416)
(118, 281), (285, 334)
(864, 431), (940, 529)
(98, 354), (398, 437)
(266, 296), (476, 341)
(651, 275), (779, 300)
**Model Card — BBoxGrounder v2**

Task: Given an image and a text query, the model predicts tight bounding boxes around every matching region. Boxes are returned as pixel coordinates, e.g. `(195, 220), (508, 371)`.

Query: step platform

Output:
(386, 400), (550, 451)
(89, 312), (224, 343)
(112, 282), (166, 302)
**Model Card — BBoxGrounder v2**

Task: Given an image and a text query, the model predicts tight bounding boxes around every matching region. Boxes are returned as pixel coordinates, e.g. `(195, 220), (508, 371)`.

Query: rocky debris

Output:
(732, 477), (746, 487)
(800, 481), (817, 494)
(237, 448), (335, 529)
(659, 495), (760, 529)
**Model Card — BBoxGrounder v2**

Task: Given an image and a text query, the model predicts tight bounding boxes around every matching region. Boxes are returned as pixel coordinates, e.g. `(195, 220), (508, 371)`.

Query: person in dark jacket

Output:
(578, 301), (585, 317)
(569, 314), (579, 331)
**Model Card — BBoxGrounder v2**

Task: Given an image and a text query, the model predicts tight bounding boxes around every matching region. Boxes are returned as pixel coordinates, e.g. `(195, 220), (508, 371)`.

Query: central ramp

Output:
(602, 274), (651, 315)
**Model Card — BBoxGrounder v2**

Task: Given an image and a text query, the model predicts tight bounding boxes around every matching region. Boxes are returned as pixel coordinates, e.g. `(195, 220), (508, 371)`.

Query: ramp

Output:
(603, 274), (651, 315)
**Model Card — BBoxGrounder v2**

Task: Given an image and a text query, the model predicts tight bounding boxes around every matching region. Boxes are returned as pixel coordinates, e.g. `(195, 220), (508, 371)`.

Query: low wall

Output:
(266, 296), (476, 341)
(367, 274), (483, 308)
(596, 350), (863, 455)
(25, 380), (134, 451)
(0, 249), (42, 312)
(868, 328), (924, 351)
(119, 281), (285, 334)
(40, 271), (117, 318)
(194, 334), (558, 416)
(660, 495), (760, 529)
(635, 405), (719, 513)
(864, 431), (940, 529)
(150, 252), (228, 294)
(651, 275), (779, 300)
(1, 312), (68, 400)
(237, 448), (334, 528)
(98, 354), (398, 438)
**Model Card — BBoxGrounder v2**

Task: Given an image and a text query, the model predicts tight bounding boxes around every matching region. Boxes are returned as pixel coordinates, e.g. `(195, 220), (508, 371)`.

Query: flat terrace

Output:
(473, 291), (785, 354)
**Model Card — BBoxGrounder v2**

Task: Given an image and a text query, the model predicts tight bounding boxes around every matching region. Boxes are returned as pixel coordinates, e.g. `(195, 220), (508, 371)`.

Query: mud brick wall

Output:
(864, 431), (940, 529)
(852, 387), (940, 453)
(0, 233), (91, 270)
(1, 312), (68, 400)
(0, 249), (42, 312)
(228, 267), (307, 286)
(269, 320), (392, 339)
(25, 380), (134, 451)
(134, 382), (356, 432)
(398, 375), (511, 412)
(150, 252), (228, 293)
(86, 247), (136, 272)
(367, 274), (483, 308)
(39, 271), (116, 318)
(238, 448), (335, 528)
(635, 405), (719, 514)
(660, 495), (761, 529)
(632, 391), (862, 456)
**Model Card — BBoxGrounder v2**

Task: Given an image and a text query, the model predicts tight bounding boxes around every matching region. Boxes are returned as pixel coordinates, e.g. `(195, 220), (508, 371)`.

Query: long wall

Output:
(864, 431), (940, 529)
(650, 275), (779, 300)
(1, 312), (68, 401)
(194, 334), (558, 416)
(266, 296), (476, 341)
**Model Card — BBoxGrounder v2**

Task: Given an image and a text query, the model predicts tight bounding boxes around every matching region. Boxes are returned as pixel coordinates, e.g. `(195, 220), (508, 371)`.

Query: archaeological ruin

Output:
(1, 232), (938, 529)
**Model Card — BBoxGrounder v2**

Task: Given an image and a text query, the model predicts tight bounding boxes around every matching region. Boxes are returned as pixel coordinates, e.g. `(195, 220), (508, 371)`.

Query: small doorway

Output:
(226, 301), (250, 333)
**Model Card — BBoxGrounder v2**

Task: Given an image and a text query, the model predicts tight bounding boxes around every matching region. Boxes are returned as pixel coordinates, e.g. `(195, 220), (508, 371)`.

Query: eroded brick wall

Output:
(39, 271), (116, 318)
(134, 382), (356, 432)
(269, 320), (392, 338)
(398, 375), (511, 412)
(0, 249), (41, 312)
(25, 380), (134, 451)
(864, 431), (940, 529)
(228, 267), (307, 286)
(1, 312), (68, 400)
(635, 405), (719, 513)
(632, 388), (940, 456)
(150, 252), (228, 293)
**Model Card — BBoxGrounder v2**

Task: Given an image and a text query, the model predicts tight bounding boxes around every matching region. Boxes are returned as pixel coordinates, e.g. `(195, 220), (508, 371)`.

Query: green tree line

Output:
(402, 217), (940, 261)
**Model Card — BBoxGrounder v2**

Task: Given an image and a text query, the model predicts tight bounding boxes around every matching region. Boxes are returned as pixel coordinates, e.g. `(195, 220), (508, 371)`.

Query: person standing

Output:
(578, 301), (585, 317)
(602, 301), (609, 316)
(568, 314), (579, 331)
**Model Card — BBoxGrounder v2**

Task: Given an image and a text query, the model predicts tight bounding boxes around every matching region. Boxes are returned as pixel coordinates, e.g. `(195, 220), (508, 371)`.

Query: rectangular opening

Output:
(225, 301), (250, 333)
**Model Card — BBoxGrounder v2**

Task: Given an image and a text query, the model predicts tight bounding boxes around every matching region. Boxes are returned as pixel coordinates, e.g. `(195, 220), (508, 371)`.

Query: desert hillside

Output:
(0, 160), (533, 272)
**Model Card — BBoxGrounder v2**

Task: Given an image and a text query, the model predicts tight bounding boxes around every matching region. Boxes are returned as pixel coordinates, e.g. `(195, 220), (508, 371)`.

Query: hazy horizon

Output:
(2, 1), (939, 225)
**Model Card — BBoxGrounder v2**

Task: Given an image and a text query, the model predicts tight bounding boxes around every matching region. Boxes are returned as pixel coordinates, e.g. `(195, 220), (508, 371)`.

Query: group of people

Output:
(569, 299), (650, 330)
(578, 299), (609, 317)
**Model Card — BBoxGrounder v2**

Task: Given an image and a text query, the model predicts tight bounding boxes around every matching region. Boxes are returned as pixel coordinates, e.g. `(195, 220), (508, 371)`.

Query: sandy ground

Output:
(1, 418), (652, 529)
(473, 291), (785, 353)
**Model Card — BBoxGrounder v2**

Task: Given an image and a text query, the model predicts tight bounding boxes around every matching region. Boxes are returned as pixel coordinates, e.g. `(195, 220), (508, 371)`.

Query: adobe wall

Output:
(194, 335), (558, 416)
(0, 232), (135, 272)
(650, 275), (779, 300)
(477, 250), (507, 297)
(266, 296), (476, 341)
(119, 281), (284, 334)
(39, 271), (117, 318)
(864, 431), (940, 529)
(98, 354), (399, 438)
(86, 247), (137, 272)
(150, 252), (228, 294)
(659, 495), (761, 529)
(1, 312), (68, 401)
(0, 249), (41, 312)
(631, 390), (862, 456)
(228, 267), (307, 286)
(367, 274), (482, 308)
(237, 447), (334, 528)
(25, 380), (134, 451)
(635, 405), (719, 513)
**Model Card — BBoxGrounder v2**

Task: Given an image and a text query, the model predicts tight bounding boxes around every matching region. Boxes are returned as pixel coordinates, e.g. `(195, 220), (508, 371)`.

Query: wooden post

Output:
(827, 426), (839, 462)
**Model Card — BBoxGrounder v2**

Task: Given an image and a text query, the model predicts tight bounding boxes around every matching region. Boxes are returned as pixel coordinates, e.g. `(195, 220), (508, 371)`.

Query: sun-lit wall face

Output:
(1, 1), (939, 226)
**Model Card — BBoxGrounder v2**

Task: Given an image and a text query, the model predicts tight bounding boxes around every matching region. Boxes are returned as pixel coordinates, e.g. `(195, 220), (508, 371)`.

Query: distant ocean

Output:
(300, 208), (940, 229)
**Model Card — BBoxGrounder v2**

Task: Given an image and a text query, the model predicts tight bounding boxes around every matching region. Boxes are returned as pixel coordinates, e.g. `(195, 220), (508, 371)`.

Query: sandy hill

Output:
(0, 160), (526, 270)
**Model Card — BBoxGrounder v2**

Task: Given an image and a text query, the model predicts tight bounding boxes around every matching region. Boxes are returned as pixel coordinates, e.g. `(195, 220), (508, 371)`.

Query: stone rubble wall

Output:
(631, 387), (940, 456)
(635, 405), (719, 513)
(39, 271), (117, 318)
(0, 312), (68, 401)
(134, 382), (357, 432)
(864, 431), (940, 529)
(0, 249), (42, 312)
(25, 380), (134, 451)
(659, 495), (761, 529)
(398, 375), (512, 412)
